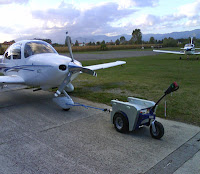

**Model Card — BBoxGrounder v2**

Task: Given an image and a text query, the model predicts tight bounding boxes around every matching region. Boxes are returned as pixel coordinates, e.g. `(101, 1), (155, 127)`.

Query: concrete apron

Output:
(0, 88), (199, 174)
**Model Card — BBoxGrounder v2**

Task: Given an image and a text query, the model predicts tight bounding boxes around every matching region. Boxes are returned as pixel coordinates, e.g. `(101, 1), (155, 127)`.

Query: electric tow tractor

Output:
(111, 82), (179, 139)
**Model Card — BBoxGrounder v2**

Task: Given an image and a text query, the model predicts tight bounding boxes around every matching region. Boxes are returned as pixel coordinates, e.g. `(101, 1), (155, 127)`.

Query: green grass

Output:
(71, 54), (200, 126)
(154, 47), (183, 51)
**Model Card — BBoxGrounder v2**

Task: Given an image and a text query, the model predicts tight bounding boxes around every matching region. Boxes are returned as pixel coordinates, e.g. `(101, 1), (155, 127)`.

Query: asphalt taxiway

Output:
(0, 87), (199, 174)
(62, 50), (160, 61)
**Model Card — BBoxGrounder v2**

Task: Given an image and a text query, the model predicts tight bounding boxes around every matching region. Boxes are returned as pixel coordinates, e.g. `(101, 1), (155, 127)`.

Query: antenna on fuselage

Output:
(65, 32), (74, 62)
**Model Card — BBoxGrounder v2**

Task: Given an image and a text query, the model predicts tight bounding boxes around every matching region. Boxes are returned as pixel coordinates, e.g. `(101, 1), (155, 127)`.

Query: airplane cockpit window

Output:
(24, 41), (56, 58)
(185, 44), (192, 47)
(11, 43), (21, 59)
(4, 47), (11, 59)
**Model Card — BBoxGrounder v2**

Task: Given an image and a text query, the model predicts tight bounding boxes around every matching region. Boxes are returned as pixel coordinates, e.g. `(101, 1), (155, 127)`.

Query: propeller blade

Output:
(65, 36), (74, 62)
(68, 62), (97, 77)
(55, 72), (71, 97)
(81, 67), (97, 77)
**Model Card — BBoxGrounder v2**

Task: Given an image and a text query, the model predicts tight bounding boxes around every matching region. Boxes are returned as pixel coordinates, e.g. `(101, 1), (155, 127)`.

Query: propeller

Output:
(65, 33), (74, 62)
(55, 33), (97, 97)
(55, 64), (97, 97)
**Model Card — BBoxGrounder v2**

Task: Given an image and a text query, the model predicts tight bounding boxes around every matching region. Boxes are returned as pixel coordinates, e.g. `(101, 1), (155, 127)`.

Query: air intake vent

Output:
(59, 65), (67, 71)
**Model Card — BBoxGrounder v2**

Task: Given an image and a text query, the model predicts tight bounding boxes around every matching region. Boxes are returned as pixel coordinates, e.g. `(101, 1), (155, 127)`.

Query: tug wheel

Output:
(150, 121), (164, 139)
(113, 112), (129, 133)
(63, 108), (70, 111)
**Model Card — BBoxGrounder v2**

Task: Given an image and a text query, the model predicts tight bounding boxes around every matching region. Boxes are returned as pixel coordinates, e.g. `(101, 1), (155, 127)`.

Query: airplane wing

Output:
(0, 75), (25, 84)
(153, 50), (185, 55)
(84, 61), (126, 71)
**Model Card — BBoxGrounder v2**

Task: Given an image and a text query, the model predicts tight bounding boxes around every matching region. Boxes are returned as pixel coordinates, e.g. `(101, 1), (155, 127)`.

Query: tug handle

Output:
(150, 82), (179, 112)
(164, 82), (179, 95)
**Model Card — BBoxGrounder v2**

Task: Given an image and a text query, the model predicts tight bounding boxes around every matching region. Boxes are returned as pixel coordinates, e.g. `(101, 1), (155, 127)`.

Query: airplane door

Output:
(11, 43), (22, 66)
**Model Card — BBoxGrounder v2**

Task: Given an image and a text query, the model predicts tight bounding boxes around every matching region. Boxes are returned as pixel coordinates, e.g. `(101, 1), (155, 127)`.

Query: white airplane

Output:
(153, 37), (200, 59)
(0, 34), (126, 110)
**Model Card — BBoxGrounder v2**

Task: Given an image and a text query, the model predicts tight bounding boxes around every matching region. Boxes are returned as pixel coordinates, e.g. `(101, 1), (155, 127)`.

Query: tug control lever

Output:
(164, 82), (179, 95)
(151, 82), (179, 112)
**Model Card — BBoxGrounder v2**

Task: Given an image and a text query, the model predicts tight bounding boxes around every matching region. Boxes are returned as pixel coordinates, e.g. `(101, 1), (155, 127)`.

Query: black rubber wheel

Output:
(113, 112), (129, 133)
(63, 108), (70, 111)
(150, 121), (164, 139)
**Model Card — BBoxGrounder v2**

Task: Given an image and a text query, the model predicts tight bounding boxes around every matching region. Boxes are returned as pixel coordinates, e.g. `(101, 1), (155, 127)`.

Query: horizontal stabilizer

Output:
(0, 75), (25, 84)
(153, 50), (185, 55)
(194, 52), (200, 55)
(84, 61), (126, 71)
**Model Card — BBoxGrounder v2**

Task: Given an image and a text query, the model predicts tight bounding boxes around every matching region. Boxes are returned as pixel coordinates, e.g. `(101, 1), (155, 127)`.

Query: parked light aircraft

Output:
(153, 37), (200, 59)
(0, 34), (126, 110)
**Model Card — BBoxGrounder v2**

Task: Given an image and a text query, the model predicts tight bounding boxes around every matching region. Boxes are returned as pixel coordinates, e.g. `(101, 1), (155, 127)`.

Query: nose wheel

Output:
(150, 121), (164, 139)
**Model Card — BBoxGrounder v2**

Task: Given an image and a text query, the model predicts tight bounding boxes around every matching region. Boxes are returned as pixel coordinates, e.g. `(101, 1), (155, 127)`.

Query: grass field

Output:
(0, 51), (199, 126)
(71, 54), (200, 126)
(54, 44), (158, 53)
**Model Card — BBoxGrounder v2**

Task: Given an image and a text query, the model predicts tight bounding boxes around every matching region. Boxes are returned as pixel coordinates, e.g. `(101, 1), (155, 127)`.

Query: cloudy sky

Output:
(0, 0), (200, 43)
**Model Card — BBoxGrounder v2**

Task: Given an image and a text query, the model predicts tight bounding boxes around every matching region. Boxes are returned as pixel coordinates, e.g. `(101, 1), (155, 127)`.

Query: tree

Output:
(75, 40), (79, 46)
(100, 40), (107, 50)
(120, 36), (126, 44)
(115, 39), (120, 45)
(96, 41), (100, 45)
(131, 29), (142, 44)
(88, 42), (92, 46)
(149, 37), (155, 44)
(163, 37), (177, 47)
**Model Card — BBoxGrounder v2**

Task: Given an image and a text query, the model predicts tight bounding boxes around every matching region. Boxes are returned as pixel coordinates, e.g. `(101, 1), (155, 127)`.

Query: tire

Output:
(113, 112), (129, 133)
(63, 108), (70, 111)
(150, 121), (164, 139)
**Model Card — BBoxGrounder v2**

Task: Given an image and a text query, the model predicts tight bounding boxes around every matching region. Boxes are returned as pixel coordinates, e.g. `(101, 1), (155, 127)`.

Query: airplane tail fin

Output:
(191, 37), (193, 44)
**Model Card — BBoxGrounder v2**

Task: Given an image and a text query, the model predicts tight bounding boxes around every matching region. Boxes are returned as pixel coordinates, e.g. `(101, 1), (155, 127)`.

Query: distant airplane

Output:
(0, 34), (126, 110)
(153, 37), (200, 59)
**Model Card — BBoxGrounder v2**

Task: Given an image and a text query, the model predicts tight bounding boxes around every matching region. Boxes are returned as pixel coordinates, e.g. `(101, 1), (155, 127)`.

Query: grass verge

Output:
(71, 54), (200, 126)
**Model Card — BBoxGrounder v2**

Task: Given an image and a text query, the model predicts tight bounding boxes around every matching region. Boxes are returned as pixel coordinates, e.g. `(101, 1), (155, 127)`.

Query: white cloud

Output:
(29, 2), (136, 42)
(135, 14), (160, 26)
(116, 0), (159, 9)
(0, 0), (29, 5)
(177, 0), (200, 18)
(0, 0), (200, 43)
(131, 0), (158, 7)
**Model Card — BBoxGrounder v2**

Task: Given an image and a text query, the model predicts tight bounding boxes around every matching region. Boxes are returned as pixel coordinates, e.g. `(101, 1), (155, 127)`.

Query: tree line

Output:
(72, 29), (200, 48)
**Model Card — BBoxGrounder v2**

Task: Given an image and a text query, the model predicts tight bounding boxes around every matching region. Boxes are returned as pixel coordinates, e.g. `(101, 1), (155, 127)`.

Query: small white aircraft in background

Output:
(153, 37), (200, 59)
(0, 34), (126, 110)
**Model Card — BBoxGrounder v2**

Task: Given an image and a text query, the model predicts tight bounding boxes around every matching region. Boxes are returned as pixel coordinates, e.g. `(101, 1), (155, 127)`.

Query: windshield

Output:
(24, 41), (57, 58)
(185, 44), (192, 47)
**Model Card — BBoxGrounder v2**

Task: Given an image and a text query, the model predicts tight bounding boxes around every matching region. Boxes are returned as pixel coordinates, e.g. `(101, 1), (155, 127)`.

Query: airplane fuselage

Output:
(183, 44), (195, 55)
(0, 40), (81, 90)
(0, 38), (126, 109)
